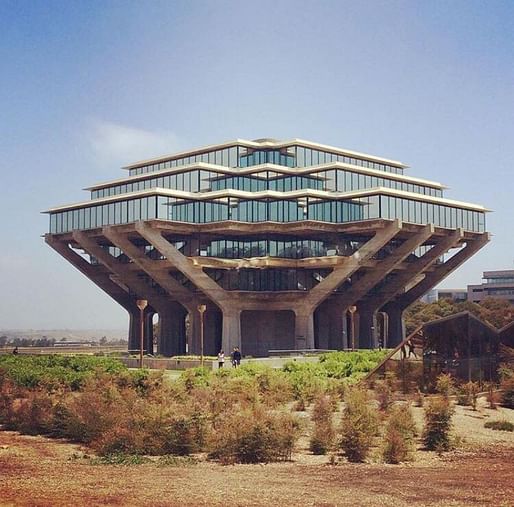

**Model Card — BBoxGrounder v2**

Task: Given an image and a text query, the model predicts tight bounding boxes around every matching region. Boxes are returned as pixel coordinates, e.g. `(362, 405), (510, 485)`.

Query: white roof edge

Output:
(85, 161), (441, 192)
(43, 186), (490, 214)
(122, 138), (407, 170)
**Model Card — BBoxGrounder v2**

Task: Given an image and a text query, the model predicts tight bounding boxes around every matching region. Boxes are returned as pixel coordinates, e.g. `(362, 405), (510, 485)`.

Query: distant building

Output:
(468, 270), (514, 304)
(421, 288), (467, 304)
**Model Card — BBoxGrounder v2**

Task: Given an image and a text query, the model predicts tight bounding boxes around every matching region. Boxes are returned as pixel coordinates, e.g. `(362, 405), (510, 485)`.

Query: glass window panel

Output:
(401, 199), (408, 221)
(477, 212), (485, 232)
(134, 199), (141, 221)
(120, 200), (127, 223)
(141, 198), (148, 220)
(114, 202), (121, 224)
(83, 208), (90, 229)
(127, 200), (134, 222)
(50, 214), (57, 233)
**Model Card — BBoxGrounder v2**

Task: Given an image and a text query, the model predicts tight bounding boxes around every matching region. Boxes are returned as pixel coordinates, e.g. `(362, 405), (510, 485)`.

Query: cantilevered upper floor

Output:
(45, 138), (489, 234)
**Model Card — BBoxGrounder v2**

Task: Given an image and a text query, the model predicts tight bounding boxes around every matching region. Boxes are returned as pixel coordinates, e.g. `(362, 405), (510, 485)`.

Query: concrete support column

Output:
(294, 310), (314, 350)
(158, 303), (187, 357)
(128, 307), (154, 355)
(342, 311), (349, 350)
(358, 305), (378, 349)
(383, 303), (405, 348)
(185, 309), (199, 355)
(314, 300), (345, 350)
(144, 310), (155, 355)
(128, 311), (141, 354)
(221, 308), (241, 355)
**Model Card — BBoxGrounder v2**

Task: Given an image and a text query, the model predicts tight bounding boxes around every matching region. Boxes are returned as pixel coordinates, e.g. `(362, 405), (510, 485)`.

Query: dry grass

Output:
(1, 428), (514, 507)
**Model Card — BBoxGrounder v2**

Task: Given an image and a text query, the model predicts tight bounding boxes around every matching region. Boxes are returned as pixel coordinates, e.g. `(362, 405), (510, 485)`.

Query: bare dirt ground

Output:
(1, 401), (514, 507)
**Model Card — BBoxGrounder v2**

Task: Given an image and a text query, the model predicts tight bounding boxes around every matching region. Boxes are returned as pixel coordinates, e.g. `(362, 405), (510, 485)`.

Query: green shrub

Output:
(340, 388), (379, 462)
(484, 420), (514, 432)
(89, 453), (151, 466)
(317, 350), (389, 379)
(180, 367), (211, 391)
(309, 394), (335, 455)
(0, 355), (127, 390)
(422, 396), (454, 452)
(382, 404), (417, 464)
(282, 351), (388, 401)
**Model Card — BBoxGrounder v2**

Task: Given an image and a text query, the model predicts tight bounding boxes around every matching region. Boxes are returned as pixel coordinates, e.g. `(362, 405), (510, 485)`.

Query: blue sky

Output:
(1, 0), (513, 329)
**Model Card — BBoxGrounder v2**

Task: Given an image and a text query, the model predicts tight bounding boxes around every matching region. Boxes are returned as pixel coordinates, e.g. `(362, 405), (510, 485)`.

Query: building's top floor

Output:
(45, 138), (490, 235)
(123, 138), (408, 176)
(482, 270), (514, 285)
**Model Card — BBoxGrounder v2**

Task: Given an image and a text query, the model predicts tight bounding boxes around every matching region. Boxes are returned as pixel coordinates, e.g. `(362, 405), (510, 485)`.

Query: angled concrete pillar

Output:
(394, 233), (490, 308)
(294, 310), (315, 350)
(45, 235), (135, 311)
(362, 228), (464, 312)
(135, 222), (233, 310)
(304, 220), (402, 311)
(356, 228), (466, 349)
(46, 236), (142, 355)
(381, 235), (488, 348)
(72, 230), (169, 312)
(103, 226), (197, 310)
(334, 224), (434, 311)
(135, 222), (242, 355)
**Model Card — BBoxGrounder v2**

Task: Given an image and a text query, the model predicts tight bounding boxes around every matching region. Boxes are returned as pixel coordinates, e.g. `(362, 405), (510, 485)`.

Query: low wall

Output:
(121, 357), (216, 370)
(121, 355), (321, 371)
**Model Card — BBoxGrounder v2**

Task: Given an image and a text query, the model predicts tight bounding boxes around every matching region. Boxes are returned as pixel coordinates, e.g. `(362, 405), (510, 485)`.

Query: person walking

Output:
(217, 350), (225, 369)
(407, 339), (417, 358)
(232, 347), (241, 368)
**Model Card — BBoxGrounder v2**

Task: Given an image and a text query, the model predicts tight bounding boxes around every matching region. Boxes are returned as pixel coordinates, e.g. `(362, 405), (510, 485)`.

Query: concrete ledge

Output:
(121, 357), (216, 370)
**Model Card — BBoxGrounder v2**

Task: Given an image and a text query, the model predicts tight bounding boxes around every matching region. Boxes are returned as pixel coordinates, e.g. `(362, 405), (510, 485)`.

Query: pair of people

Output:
(217, 347), (241, 368)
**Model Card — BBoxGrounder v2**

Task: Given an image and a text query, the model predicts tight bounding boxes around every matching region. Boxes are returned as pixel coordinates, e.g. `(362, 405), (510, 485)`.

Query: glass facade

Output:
(205, 268), (332, 291)
(127, 143), (405, 176)
(48, 140), (487, 236)
(91, 168), (440, 199)
(206, 239), (333, 258)
(49, 191), (486, 234)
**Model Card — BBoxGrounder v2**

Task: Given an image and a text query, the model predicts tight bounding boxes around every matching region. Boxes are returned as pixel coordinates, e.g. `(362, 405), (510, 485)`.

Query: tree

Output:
(405, 298), (514, 334)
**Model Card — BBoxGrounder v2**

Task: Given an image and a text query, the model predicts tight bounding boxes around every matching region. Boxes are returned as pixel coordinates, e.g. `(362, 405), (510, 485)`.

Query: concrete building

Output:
(468, 270), (514, 304)
(44, 138), (490, 356)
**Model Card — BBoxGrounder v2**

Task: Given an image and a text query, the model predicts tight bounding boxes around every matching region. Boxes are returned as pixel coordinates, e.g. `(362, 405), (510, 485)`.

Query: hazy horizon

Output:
(1, 0), (513, 329)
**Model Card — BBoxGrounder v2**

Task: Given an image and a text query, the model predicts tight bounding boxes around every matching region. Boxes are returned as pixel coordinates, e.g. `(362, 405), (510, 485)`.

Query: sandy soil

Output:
(1, 401), (513, 507)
